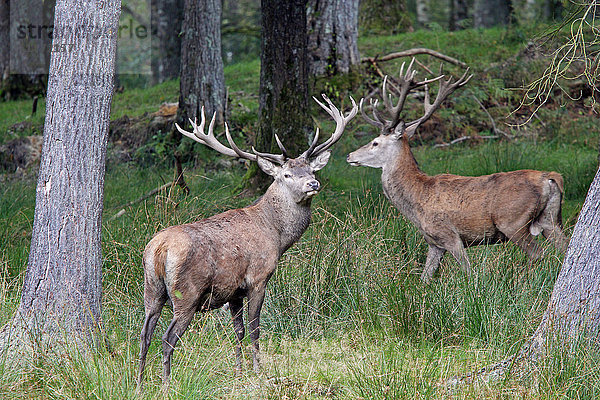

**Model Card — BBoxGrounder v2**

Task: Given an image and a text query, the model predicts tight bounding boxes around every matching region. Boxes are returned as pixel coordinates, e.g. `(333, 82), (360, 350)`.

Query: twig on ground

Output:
(471, 95), (514, 140)
(433, 135), (499, 148)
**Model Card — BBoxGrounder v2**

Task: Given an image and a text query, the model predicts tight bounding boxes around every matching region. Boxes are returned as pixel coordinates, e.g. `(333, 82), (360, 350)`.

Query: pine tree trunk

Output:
(151, 0), (183, 84)
(177, 0), (225, 125)
(1, 0), (120, 349)
(529, 167), (600, 353)
(306, 0), (359, 76)
(257, 0), (310, 158)
(416, 0), (430, 27)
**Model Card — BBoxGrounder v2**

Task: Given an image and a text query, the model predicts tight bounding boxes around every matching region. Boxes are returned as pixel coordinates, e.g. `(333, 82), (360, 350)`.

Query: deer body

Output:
(368, 135), (568, 282)
(348, 59), (568, 283)
(138, 96), (357, 388)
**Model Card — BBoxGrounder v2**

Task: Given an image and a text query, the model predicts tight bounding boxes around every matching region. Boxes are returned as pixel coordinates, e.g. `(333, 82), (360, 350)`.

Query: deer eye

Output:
(284, 173), (292, 179)
(372, 142), (379, 147)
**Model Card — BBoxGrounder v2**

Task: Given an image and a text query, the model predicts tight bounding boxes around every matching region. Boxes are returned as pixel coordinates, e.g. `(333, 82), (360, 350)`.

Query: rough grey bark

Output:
(473, 0), (512, 28)
(2, 0), (120, 348)
(177, 0), (225, 126)
(529, 167), (600, 352)
(256, 0), (310, 158)
(306, 0), (359, 76)
(151, 0), (183, 84)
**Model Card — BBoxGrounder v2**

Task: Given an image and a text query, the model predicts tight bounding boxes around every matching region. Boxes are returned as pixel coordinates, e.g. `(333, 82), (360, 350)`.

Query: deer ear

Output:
(309, 151), (331, 171)
(256, 156), (281, 176)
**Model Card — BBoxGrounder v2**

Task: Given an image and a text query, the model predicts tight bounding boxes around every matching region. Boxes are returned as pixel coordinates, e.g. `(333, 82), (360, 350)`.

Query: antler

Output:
(366, 58), (444, 134)
(404, 67), (472, 137)
(303, 94), (358, 159)
(175, 106), (286, 165)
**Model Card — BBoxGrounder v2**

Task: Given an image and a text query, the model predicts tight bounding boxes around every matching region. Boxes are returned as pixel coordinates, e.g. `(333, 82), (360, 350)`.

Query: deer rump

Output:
(392, 169), (564, 248)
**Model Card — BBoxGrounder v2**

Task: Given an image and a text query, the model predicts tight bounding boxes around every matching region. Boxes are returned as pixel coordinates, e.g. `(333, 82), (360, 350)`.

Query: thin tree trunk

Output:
(529, 167), (600, 353)
(307, 0), (359, 76)
(449, 0), (468, 31)
(0, 0), (9, 81)
(416, 0), (430, 27)
(244, 0), (311, 189)
(151, 0), (183, 84)
(1, 0), (120, 349)
(177, 0), (225, 125)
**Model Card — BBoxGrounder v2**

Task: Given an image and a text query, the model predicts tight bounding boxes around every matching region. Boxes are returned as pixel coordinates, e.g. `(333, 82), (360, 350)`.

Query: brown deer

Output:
(347, 59), (569, 283)
(138, 95), (357, 387)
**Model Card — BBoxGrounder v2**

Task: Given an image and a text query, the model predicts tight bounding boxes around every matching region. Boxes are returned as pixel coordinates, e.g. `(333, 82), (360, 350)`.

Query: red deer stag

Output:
(347, 59), (569, 283)
(138, 95), (357, 387)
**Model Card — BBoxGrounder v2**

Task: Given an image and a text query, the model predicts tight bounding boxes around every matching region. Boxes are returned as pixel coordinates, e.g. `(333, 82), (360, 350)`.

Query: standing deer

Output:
(347, 59), (569, 283)
(137, 95), (357, 388)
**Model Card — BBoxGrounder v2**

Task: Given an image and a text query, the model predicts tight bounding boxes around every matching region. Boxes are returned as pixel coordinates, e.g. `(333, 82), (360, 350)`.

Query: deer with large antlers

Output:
(347, 59), (569, 283)
(138, 95), (357, 388)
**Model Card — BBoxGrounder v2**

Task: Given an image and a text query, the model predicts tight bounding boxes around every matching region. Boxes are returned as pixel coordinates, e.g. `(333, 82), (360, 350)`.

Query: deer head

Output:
(347, 59), (472, 168)
(176, 94), (358, 203)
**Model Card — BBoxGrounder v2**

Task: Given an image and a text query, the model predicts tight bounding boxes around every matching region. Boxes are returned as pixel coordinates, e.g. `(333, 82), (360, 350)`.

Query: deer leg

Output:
(138, 296), (167, 390)
(421, 245), (446, 284)
(247, 286), (267, 374)
(162, 309), (195, 387)
(503, 226), (543, 260)
(229, 298), (245, 374)
(445, 238), (471, 275)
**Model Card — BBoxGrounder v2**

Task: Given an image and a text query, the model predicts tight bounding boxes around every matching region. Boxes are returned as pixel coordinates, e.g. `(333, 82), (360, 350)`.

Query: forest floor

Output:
(1, 27), (599, 399)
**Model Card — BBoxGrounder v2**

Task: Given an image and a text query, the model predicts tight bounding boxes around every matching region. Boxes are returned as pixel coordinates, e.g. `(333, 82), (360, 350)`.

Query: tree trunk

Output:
(177, 0), (225, 125)
(416, 0), (430, 28)
(473, 0), (512, 28)
(306, 0), (359, 77)
(257, 0), (310, 157)
(449, 0), (468, 31)
(0, 0), (8, 81)
(151, 0), (183, 84)
(244, 0), (310, 189)
(529, 167), (600, 353)
(1, 0), (120, 349)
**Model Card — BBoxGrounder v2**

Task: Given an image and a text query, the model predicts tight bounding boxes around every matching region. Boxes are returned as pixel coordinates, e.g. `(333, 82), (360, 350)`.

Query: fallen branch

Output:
(362, 48), (468, 68)
(433, 135), (499, 148)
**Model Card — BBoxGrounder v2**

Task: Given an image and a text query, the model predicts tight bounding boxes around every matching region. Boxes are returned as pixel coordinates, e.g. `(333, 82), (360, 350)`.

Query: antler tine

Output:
(175, 108), (241, 158)
(304, 94), (358, 158)
(251, 146), (286, 164)
(274, 134), (290, 158)
(359, 98), (384, 129)
(223, 123), (259, 162)
(404, 67), (472, 137)
(302, 127), (321, 159)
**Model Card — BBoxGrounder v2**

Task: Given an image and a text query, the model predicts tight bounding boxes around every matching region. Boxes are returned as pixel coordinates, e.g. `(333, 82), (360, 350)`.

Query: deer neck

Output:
(381, 137), (427, 226)
(255, 183), (312, 255)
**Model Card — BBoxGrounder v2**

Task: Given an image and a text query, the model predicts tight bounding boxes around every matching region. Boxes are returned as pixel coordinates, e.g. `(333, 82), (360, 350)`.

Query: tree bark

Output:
(257, 0), (310, 158)
(177, 0), (225, 125)
(473, 0), (512, 28)
(306, 0), (359, 77)
(529, 167), (600, 353)
(1, 0), (120, 349)
(416, 0), (430, 28)
(151, 0), (183, 84)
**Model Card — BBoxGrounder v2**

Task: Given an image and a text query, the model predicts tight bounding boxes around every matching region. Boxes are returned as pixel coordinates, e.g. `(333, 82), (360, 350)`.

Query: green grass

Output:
(1, 26), (600, 398)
